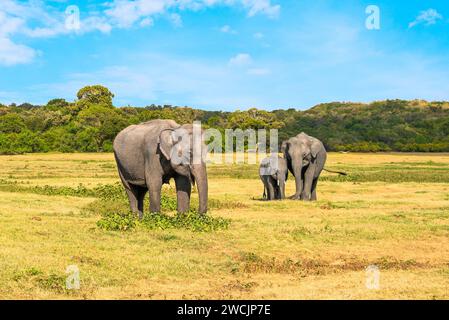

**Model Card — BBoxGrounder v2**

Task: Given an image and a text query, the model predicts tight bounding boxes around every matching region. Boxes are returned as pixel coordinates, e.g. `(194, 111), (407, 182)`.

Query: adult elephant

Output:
(113, 120), (208, 218)
(281, 132), (326, 201)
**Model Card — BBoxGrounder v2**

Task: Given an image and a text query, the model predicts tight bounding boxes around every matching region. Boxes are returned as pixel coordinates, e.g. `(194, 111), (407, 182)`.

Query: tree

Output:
(46, 98), (70, 111)
(0, 113), (25, 133)
(2, 85), (449, 154)
(227, 108), (284, 130)
(76, 85), (114, 108)
(77, 105), (128, 150)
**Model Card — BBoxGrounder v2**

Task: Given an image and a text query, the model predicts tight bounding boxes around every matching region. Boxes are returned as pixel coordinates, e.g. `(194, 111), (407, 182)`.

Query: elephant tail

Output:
(263, 186), (267, 200)
(323, 168), (348, 176)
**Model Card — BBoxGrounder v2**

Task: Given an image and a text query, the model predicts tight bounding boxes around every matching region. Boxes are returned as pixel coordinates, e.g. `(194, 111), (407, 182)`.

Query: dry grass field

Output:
(1, 152), (449, 299)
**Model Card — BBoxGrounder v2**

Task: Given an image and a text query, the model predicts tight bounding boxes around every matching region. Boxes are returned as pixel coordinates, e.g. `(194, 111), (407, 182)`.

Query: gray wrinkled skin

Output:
(259, 155), (288, 200)
(113, 119), (208, 218)
(281, 132), (327, 201)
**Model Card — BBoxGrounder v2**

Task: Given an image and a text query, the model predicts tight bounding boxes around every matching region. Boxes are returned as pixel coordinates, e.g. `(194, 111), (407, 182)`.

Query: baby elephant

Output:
(259, 155), (288, 200)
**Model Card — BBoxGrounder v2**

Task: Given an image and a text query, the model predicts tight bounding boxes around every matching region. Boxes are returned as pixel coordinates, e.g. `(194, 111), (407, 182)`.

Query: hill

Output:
(1, 85), (449, 154)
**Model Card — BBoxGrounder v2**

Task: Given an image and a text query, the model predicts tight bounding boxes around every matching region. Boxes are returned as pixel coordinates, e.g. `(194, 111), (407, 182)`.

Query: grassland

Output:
(0, 152), (449, 299)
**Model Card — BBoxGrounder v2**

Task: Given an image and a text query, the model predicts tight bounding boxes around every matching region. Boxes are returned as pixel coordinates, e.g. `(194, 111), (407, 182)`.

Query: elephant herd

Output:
(114, 119), (342, 218)
(260, 132), (328, 201)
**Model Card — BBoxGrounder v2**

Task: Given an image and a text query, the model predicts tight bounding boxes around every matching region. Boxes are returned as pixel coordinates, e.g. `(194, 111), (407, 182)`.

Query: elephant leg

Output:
(125, 188), (139, 215)
(124, 186), (147, 219)
(147, 177), (163, 213)
(266, 177), (276, 200)
(117, 167), (143, 216)
(311, 178), (318, 201)
(311, 152), (325, 202)
(261, 177), (269, 200)
(292, 167), (305, 200)
(301, 165), (315, 201)
(136, 187), (147, 217)
(274, 182), (281, 200)
(175, 175), (192, 214)
(290, 165), (303, 200)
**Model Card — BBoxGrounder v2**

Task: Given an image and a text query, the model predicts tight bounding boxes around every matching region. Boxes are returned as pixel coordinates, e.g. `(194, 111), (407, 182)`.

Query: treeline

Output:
(1, 85), (449, 154)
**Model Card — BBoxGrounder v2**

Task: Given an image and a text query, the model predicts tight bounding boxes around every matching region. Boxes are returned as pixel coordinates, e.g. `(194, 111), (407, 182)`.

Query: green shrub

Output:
(96, 210), (230, 233)
(96, 211), (137, 231)
(0, 180), (96, 197)
(95, 182), (127, 201)
(141, 211), (230, 232)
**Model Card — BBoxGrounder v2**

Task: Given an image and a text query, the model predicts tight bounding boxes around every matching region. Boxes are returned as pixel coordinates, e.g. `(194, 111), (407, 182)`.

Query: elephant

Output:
(259, 155), (288, 200)
(281, 132), (326, 201)
(113, 119), (208, 218)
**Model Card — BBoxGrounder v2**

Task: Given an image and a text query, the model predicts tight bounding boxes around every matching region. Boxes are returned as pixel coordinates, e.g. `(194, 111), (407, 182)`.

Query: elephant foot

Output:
(289, 194), (301, 200)
(300, 193), (312, 201)
(134, 211), (144, 220)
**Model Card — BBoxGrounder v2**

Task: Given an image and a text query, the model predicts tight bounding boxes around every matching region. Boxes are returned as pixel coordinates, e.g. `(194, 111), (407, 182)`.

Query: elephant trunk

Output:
(191, 164), (208, 215)
(291, 160), (303, 198)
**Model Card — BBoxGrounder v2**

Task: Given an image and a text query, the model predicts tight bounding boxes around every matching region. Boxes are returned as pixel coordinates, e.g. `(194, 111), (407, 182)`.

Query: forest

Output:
(1, 85), (449, 154)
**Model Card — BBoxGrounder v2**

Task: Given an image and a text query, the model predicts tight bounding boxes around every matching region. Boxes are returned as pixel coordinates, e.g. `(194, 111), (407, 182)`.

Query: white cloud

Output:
(79, 15), (113, 34)
(0, 0), (280, 66)
(409, 9), (443, 28)
(253, 32), (264, 39)
(247, 68), (270, 75)
(104, 0), (281, 28)
(0, 1), (113, 65)
(228, 54), (270, 77)
(30, 52), (275, 109)
(0, 11), (24, 36)
(220, 25), (237, 34)
(169, 13), (183, 27)
(221, 25), (231, 32)
(140, 17), (154, 27)
(244, 0), (280, 19)
(104, 0), (168, 28)
(0, 37), (36, 66)
(229, 53), (252, 66)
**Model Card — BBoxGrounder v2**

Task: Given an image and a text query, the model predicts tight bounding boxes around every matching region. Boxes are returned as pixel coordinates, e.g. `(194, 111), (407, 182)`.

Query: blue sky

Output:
(1, 0), (449, 110)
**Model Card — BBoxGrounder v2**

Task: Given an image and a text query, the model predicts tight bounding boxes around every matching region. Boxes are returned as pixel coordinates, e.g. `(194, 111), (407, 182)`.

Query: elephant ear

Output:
(158, 129), (175, 160)
(281, 141), (290, 157)
(309, 137), (322, 158)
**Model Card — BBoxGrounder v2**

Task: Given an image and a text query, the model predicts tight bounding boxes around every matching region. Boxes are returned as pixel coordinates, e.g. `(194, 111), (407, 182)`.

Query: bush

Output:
(96, 210), (230, 233)
(96, 211), (137, 231)
(141, 211), (230, 232)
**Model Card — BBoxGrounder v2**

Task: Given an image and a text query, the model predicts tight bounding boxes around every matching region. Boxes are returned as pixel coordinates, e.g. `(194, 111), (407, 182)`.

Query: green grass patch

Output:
(97, 210), (230, 232)
(96, 211), (137, 231)
(0, 179), (96, 197)
(141, 211), (230, 232)
(209, 162), (449, 183)
(91, 183), (230, 232)
(13, 267), (73, 295)
(321, 168), (449, 183)
(207, 164), (259, 179)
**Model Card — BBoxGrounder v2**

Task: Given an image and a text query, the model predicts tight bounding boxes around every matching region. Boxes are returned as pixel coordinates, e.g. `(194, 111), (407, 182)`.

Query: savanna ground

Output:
(0, 152), (449, 299)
